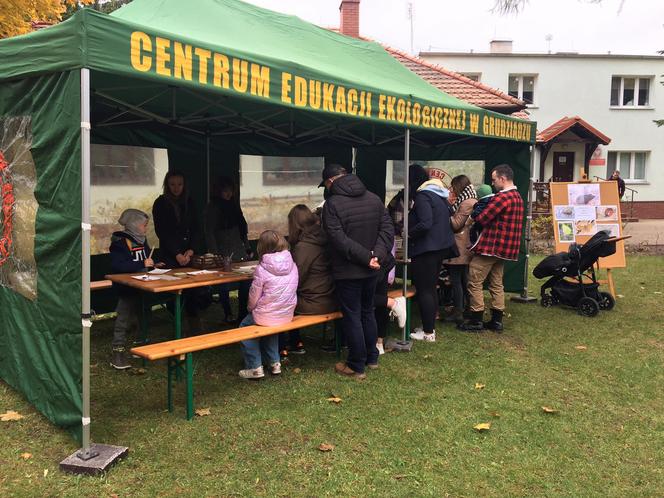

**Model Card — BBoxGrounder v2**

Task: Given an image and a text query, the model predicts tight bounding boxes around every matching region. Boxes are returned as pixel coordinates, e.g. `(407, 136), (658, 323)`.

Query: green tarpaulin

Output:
(0, 0), (534, 440)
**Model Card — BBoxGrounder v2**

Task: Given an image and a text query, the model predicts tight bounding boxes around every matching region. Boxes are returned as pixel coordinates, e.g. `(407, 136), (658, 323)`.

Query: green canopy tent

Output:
(0, 0), (536, 464)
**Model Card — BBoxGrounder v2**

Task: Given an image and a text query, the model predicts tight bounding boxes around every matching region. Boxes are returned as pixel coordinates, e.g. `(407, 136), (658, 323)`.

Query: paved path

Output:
(623, 219), (664, 246)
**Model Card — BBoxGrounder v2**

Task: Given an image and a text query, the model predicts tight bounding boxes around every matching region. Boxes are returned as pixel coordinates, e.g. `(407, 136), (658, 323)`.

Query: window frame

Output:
(609, 75), (653, 108)
(606, 150), (649, 182)
(507, 74), (537, 106)
(460, 72), (481, 82)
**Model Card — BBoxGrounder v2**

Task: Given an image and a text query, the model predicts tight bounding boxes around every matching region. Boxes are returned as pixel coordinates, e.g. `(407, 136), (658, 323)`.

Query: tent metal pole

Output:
(401, 128), (410, 341)
(206, 132), (211, 204)
(79, 68), (96, 460)
(512, 143), (538, 304)
(60, 69), (129, 474)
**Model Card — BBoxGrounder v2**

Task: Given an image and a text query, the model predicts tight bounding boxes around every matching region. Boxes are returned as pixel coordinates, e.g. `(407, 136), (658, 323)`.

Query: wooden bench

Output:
(91, 280), (113, 291)
(131, 287), (415, 419)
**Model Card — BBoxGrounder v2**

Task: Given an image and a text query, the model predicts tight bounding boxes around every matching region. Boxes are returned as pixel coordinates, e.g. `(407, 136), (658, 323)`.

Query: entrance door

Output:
(552, 152), (575, 182)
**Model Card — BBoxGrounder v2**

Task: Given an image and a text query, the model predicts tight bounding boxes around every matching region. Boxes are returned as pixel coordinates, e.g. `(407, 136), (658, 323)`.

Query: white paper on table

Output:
(186, 269), (218, 276)
(148, 268), (171, 275)
(235, 265), (257, 273)
(131, 275), (162, 281)
(158, 275), (182, 281)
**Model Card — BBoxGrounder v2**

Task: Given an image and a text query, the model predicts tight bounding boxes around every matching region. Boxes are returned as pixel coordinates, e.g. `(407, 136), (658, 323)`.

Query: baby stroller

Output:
(533, 230), (617, 317)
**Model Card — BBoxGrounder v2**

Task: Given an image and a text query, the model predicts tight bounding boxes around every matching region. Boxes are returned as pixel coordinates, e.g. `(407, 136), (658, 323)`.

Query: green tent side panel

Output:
(0, 71), (82, 438)
(356, 140), (531, 294)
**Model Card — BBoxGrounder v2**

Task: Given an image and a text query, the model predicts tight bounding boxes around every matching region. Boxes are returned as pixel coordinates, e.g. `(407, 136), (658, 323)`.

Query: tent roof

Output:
(0, 0), (534, 144)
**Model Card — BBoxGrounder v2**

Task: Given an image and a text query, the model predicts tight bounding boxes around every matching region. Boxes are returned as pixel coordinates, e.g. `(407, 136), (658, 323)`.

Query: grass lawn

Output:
(1, 255), (663, 497)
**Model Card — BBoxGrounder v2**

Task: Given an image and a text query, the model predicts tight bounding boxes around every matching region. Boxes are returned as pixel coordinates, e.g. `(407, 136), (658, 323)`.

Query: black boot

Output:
(186, 315), (203, 336)
(483, 309), (504, 332)
(457, 311), (485, 332)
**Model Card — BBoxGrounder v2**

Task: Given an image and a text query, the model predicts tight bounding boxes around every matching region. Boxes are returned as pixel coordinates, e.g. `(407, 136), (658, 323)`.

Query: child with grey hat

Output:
(108, 209), (155, 370)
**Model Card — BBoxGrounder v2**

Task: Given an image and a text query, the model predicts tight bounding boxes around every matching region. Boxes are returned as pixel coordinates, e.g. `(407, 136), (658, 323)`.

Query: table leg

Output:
(174, 292), (183, 339)
(167, 358), (174, 413)
(405, 296), (412, 341)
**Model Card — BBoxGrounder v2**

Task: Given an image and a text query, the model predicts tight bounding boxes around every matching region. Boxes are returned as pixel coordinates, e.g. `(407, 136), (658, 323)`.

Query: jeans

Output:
(335, 275), (379, 373)
(239, 313), (280, 369)
(447, 264), (469, 311)
(112, 294), (140, 348)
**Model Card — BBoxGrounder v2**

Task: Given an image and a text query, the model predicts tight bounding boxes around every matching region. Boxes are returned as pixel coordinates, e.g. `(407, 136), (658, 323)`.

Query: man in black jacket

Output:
(321, 164), (394, 379)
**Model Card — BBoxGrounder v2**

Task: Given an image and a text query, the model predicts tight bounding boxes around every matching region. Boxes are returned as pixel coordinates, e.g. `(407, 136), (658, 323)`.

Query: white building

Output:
(421, 42), (664, 218)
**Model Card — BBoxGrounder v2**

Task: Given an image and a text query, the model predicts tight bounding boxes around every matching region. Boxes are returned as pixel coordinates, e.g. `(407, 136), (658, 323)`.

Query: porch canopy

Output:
(0, 0), (535, 443)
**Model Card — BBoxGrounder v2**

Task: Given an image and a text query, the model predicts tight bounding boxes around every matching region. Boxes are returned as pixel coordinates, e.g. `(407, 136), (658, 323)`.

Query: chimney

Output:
(339, 0), (360, 38)
(490, 40), (513, 54)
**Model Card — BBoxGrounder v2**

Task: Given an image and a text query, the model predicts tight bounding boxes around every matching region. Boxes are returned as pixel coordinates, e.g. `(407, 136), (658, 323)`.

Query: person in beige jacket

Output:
(443, 175), (477, 325)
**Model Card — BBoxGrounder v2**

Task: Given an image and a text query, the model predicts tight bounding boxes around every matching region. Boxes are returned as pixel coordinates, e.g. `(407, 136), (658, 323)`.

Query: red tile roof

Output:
(384, 46), (527, 115)
(325, 28), (528, 118)
(537, 116), (611, 144)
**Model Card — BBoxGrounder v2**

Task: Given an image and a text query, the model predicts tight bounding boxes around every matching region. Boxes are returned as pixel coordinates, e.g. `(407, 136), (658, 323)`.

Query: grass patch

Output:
(1, 256), (663, 496)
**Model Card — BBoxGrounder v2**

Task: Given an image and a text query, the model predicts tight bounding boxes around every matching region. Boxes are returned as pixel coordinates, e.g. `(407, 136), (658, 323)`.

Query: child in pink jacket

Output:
(238, 230), (299, 380)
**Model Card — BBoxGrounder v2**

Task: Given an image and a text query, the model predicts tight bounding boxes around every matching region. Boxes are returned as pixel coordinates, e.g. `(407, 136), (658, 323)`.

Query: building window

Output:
(461, 73), (481, 82)
(508, 74), (536, 104)
(607, 151), (647, 180)
(610, 76), (651, 107)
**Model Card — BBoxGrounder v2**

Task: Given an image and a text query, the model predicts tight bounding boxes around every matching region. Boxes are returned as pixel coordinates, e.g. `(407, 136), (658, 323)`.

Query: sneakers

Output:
(289, 342), (306, 355)
(376, 342), (385, 355)
(270, 362), (282, 375)
(110, 348), (131, 370)
(410, 328), (436, 342)
(238, 365), (265, 380)
(389, 296), (407, 329)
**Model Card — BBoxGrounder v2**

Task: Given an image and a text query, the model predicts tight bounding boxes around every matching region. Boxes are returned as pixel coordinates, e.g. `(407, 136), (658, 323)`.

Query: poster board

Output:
(549, 181), (626, 268)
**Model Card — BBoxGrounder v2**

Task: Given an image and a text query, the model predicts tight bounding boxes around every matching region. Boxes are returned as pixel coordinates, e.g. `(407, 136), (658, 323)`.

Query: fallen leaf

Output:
(654, 291), (662, 295)
(326, 396), (342, 404)
(293, 368), (301, 374)
(473, 422), (491, 432)
(1, 410), (24, 422)
(195, 408), (211, 417)
(616, 294), (624, 298)
(475, 383), (486, 390)
(19, 453), (32, 460)
(43, 469), (48, 478)
(130, 368), (147, 375)
(423, 354), (432, 359)
(318, 443), (335, 452)
(394, 474), (408, 480)
(542, 406), (559, 414)
(489, 411), (501, 418)
(575, 345), (587, 351)
(406, 428), (412, 433)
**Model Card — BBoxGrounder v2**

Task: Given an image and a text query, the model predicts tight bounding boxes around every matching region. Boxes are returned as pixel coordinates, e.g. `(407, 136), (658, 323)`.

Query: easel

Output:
(549, 181), (628, 297)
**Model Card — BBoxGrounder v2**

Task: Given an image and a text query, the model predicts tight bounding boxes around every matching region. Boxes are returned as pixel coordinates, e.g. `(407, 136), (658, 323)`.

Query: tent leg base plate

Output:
(60, 444), (128, 475)
(510, 295), (538, 304)
(386, 338), (413, 352)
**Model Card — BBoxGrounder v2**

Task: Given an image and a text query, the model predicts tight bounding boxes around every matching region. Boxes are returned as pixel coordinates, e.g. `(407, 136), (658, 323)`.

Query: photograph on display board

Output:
(568, 183), (601, 206)
(558, 221), (575, 242)
(596, 205), (619, 222)
(575, 219), (597, 236)
(597, 224), (620, 237)
(554, 205), (575, 220)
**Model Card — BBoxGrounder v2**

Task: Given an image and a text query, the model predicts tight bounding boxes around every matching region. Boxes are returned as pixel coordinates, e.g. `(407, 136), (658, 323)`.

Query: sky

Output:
(244, 0), (664, 56)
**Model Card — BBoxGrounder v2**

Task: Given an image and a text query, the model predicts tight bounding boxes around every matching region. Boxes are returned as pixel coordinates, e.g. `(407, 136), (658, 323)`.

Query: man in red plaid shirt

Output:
(459, 164), (524, 332)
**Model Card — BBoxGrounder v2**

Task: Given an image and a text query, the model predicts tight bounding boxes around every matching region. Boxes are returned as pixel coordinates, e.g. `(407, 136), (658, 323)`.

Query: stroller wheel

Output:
(578, 297), (600, 317)
(598, 292), (616, 311)
(540, 295), (554, 308)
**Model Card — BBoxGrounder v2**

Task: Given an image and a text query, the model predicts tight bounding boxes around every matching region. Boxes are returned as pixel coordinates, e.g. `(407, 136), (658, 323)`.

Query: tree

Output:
(0, 0), (94, 38)
(62, 0), (133, 21)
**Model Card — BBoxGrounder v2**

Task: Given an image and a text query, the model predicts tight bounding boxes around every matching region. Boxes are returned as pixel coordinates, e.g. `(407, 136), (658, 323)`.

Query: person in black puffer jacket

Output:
(322, 164), (394, 378)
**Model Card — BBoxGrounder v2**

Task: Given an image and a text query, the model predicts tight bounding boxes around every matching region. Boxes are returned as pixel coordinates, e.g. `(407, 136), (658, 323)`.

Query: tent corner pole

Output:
(79, 67), (95, 460)
(401, 128), (410, 341)
(206, 132), (211, 204)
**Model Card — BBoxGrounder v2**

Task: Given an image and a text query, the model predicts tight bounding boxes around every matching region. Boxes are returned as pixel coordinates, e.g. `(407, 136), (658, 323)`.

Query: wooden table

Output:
(106, 262), (256, 340)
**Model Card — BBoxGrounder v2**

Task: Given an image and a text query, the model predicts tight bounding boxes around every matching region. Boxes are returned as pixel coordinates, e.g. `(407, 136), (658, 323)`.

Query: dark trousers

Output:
(411, 249), (445, 333)
(446, 264), (469, 310)
(112, 294), (140, 348)
(335, 275), (379, 373)
(218, 280), (250, 318)
(278, 329), (302, 350)
(374, 268), (390, 339)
